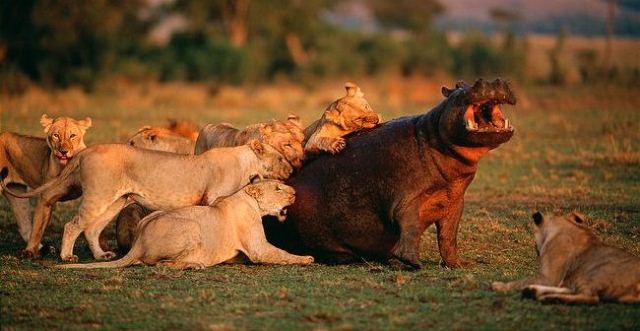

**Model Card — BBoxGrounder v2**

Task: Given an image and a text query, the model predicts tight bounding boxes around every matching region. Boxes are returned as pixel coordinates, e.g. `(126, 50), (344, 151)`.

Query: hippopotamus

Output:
(264, 78), (516, 268)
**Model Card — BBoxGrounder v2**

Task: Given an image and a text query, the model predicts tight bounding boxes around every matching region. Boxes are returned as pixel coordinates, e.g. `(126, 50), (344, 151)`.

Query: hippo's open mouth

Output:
(463, 101), (512, 133)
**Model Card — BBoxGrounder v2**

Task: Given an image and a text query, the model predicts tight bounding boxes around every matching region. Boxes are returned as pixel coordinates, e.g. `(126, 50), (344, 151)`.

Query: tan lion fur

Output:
(492, 211), (640, 304)
(304, 82), (383, 155)
(128, 126), (195, 155)
(0, 115), (91, 247)
(1, 140), (293, 261)
(195, 115), (305, 169)
(58, 181), (314, 269)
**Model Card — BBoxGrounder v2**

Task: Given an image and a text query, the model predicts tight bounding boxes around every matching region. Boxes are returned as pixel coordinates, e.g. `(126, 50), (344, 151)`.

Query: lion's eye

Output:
(52, 134), (59, 139)
(275, 187), (282, 192)
(70, 133), (76, 139)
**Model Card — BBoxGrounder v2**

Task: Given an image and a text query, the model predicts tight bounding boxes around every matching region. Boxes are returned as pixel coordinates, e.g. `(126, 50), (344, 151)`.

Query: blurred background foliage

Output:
(0, 0), (639, 93)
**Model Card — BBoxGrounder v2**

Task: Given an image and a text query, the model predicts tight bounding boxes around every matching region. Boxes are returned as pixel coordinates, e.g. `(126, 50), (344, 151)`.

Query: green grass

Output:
(1, 85), (639, 330)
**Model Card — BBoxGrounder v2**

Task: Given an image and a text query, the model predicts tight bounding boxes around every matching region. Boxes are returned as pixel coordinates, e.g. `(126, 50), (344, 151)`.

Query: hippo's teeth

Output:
(466, 119), (478, 130)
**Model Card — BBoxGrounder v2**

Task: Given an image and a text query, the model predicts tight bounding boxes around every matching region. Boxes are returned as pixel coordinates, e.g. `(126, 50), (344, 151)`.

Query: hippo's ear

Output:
(441, 86), (455, 97)
(248, 139), (265, 155)
(568, 211), (587, 225)
(245, 185), (263, 199)
(40, 114), (54, 133)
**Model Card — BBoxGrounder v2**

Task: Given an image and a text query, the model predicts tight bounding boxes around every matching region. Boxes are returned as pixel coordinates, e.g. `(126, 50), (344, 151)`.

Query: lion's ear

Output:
(137, 126), (152, 134)
(568, 211), (587, 225)
(287, 115), (303, 129)
(77, 117), (92, 132)
(40, 114), (54, 133)
(248, 139), (265, 155)
(345, 82), (364, 98)
(259, 125), (273, 138)
(245, 185), (263, 199)
(324, 109), (344, 127)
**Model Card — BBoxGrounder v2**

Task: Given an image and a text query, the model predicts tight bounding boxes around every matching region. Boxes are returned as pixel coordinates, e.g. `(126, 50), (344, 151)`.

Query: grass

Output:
(1, 83), (639, 330)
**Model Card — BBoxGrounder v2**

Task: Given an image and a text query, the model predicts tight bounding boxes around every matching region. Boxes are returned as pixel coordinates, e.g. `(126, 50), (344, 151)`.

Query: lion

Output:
(1, 140), (293, 261)
(58, 180), (314, 269)
(195, 115), (305, 169)
(304, 82), (383, 155)
(121, 124), (199, 252)
(491, 211), (640, 304)
(128, 126), (195, 155)
(0, 114), (91, 246)
(166, 119), (199, 140)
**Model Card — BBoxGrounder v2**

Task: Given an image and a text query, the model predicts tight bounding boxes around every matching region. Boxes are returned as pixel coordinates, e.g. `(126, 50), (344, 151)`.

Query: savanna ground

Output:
(1, 81), (639, 330)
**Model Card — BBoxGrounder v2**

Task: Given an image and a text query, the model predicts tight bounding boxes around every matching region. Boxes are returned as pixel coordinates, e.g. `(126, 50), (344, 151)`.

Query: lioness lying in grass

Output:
(58, 181), (314, 269)
(492, 211), (640, 304)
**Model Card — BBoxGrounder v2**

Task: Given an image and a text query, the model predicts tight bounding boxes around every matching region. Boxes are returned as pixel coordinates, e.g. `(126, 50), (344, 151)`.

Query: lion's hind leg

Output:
(82, 197), (130, 260)
(2, 185), (32, 241)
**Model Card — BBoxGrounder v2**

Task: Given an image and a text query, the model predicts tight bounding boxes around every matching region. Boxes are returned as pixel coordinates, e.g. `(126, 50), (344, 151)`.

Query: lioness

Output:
(1, 140), (292, 261)
(491, 211), (640, 304)
(304, 82), (382, 155)
(58, 181), (314, 269)
(0, 114), (91, 246)
(128, 126), (195, 155)
(166, 119), (199, 140)
(195, 115), (305, 169)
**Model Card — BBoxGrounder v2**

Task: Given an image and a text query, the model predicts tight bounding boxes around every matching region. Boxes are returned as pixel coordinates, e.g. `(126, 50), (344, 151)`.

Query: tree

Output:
(371, 0), (444, 36)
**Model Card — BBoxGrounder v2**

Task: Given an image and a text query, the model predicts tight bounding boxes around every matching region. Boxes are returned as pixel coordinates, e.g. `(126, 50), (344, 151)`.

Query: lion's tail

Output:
(56, 246), (142, 269)
(0, 155), (82, 198)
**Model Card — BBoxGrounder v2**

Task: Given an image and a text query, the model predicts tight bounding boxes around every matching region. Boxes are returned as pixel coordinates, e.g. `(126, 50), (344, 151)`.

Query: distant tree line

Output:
(0, 0), (603, 92)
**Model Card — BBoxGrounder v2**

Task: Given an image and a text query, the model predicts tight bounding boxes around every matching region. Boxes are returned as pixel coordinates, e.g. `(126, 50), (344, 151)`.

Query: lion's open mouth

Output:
(277, 208), (288, 222)
(464, 101), (512, 133)
(55, 153), (70, 163)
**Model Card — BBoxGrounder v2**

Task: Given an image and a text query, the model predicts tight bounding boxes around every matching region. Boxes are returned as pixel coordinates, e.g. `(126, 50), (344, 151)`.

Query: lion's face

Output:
(40, 114), (92, 165)
(248, 140), (293, 180)
(260, 118), (305, 169)
(244, 180), (295, 221)
(324, 83), (381, 132)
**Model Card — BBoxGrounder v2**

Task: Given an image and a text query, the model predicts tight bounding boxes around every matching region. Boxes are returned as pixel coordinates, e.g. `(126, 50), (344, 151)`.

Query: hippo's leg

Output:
(436, 199), (470, 268)
(390, 205), (429, 268)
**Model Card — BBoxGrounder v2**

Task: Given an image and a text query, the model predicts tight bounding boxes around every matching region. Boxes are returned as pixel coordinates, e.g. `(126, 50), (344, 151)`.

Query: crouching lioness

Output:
(1, 140), (292, 262)
(0, 114), (91, 250)
(492, 211), (640, 304)
(195, 115), (305, 169)
(58, 181), (314, 269)
(304, 82), (383, 155)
